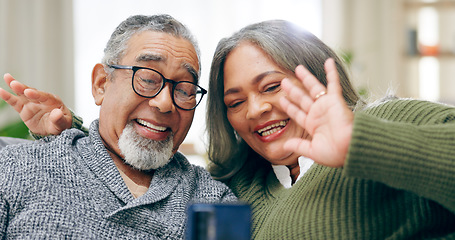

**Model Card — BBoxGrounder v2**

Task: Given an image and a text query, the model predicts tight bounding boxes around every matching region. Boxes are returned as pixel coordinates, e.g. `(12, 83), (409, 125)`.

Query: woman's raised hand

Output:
(280, 59), (354, 167)
(0, 73), (73, 136)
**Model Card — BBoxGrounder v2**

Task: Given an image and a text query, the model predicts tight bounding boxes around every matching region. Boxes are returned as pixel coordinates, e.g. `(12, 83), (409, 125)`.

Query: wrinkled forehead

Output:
(124, 31), (200, 80)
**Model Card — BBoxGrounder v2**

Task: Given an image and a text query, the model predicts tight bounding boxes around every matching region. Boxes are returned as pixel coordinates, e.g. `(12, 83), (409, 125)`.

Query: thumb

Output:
(283, 138), (310, 158)
(48, 108), (71, 135)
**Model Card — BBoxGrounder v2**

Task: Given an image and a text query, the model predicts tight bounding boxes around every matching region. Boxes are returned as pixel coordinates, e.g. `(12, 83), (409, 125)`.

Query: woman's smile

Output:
(255, 119), (289, 141)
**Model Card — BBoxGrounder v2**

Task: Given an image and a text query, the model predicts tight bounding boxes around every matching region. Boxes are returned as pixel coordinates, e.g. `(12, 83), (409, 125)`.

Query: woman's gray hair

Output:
(206, 19), (361, 180)
(102, 14), (201, 81)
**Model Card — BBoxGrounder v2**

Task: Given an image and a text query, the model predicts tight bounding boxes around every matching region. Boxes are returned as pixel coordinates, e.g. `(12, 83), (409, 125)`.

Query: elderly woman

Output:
(2, 19), (455, 239)
(205, 20), (455, 239)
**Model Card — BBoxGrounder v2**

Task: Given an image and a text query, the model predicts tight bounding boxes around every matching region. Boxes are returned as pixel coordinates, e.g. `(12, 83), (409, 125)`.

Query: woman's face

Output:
(223, 42), (310, 166)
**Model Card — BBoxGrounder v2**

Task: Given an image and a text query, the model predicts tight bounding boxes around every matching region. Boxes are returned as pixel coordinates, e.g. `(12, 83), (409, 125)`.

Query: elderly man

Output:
(0, 15), (236, 239)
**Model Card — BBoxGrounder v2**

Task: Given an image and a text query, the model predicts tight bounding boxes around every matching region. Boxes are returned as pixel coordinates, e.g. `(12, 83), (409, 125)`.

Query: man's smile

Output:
(136, 119), (168, 133)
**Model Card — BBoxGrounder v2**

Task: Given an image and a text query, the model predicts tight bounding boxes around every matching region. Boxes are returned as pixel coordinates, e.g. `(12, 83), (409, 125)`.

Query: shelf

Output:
(405, 52), (455, 58)
(404, 0), (455, 8)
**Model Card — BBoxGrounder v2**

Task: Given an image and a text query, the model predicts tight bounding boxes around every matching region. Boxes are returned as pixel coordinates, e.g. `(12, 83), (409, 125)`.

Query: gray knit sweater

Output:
(0, 120), (237, 239)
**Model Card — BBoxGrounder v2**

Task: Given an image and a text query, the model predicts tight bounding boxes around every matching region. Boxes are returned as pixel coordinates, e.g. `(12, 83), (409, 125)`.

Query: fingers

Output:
(8, 80), (27, 97)
(8, 78), (59, 106)
(4, 74), (37, 99)
(23, 88), (41, 101)
(279, 96), (307, 128)
(281, 78), (313, 113)
(324, 58), (342, 96)
(294, 65), (327, 100)
(281, 58), (337, 113)
(0, 87), (23, 113)
(24, 88), (60, 105)
(0, 87), (13, 102)
(3, 73), (15, 86)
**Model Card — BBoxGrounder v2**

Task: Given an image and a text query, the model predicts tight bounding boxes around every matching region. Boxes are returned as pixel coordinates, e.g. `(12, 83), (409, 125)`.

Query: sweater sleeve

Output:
(31, 110), (88, 140)
(0, 196), (7, 238)
(344, 99), (455, 213)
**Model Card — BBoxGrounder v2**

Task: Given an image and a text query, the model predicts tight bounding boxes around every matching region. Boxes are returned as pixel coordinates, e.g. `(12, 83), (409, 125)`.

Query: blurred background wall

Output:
(1, 0), (454, 164)
(323, 0), (455, 104)
(0, 0), (73, 137)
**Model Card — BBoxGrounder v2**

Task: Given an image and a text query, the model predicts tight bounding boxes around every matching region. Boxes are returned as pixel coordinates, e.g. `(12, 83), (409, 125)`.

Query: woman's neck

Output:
(287, 163), (300, 183)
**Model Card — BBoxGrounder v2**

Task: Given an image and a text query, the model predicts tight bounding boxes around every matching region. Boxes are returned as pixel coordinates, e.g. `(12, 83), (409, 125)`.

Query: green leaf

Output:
(0, 120), (31, 139)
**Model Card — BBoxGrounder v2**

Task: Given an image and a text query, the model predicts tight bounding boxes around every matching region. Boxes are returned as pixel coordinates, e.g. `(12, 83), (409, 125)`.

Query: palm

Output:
(302, 93), (353, 166)
(280, 59), (354, 167)
(0, 74), (72, 135)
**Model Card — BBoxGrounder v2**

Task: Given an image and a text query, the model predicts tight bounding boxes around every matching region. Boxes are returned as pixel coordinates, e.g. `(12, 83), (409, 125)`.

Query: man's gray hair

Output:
(102, 14), (201, 79)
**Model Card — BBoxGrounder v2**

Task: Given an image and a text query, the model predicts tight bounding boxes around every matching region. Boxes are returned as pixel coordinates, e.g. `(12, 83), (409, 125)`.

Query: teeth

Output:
(257, 120), (288, 136)
(136, 119), (167, 132)
(261, 128), (280, 136)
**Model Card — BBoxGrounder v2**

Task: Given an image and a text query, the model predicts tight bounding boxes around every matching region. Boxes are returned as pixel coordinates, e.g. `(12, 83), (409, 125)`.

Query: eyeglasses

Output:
(108, 65), (207, 110)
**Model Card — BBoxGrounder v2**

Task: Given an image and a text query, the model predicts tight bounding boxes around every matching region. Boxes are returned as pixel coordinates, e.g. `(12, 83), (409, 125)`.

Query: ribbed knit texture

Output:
(0, 120), (237, 239)
(345, 99), (455, 213)
(227, 99), (455, 240)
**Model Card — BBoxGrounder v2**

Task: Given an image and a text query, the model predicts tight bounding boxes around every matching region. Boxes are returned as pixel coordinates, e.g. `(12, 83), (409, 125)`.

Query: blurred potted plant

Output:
(0, 99), (30, 139)
(338, 49), (369, 99)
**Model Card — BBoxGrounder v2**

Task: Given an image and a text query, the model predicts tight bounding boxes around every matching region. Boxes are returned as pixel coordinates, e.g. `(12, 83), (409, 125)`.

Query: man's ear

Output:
(92, 63), (108, 106)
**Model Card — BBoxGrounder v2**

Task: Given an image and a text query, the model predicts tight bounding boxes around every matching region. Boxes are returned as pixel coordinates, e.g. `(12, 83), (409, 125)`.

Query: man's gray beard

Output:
(118, 123), (174, 170)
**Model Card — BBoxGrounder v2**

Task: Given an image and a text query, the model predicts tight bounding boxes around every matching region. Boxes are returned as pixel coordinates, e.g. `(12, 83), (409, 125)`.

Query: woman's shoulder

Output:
(361, 97), (455, 123)
(367, 97), (453, 111)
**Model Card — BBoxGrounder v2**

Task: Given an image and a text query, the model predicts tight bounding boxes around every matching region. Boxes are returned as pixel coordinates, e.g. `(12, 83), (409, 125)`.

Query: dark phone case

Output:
(186, 203), (251, 240)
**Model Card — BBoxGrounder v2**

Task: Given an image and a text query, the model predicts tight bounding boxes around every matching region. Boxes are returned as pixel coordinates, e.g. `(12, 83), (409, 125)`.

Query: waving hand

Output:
(279, 59), (354, 167)
(0, 73), (73, 136)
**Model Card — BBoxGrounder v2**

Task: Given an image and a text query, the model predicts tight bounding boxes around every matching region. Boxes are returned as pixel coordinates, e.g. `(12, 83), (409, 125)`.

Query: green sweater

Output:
(227, 99), (455, 239)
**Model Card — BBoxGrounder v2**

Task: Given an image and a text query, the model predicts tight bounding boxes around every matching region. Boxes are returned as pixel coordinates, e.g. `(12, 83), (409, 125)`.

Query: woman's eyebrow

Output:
(224, 71), (283, 96)
(252, 70), (283, 85)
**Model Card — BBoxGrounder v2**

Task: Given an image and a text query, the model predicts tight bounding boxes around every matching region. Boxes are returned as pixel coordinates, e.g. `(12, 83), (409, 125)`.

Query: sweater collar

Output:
(271, 156), (314, 189)
(80, 120), (183, 209)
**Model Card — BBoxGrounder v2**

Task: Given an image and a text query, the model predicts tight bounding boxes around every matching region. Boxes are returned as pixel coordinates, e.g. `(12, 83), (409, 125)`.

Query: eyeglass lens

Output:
(133, 68), (202, 110)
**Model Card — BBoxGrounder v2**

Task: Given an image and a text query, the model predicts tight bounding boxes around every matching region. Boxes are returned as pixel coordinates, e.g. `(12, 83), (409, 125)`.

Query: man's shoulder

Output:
(0, 136), (31, 149)
(0, 129), (87, 169)
(41, 128), (88, 144)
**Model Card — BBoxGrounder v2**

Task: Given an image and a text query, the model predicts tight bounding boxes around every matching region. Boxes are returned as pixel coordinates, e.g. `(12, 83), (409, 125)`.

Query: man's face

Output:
(94, 31), (199, 163)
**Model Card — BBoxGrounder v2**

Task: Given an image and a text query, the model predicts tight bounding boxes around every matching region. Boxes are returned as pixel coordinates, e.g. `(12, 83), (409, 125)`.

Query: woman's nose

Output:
(246, 96), (272, 120)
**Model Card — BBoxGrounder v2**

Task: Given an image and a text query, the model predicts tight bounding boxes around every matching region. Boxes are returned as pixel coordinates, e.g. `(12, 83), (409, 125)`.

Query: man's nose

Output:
(148, 84), (175, 113)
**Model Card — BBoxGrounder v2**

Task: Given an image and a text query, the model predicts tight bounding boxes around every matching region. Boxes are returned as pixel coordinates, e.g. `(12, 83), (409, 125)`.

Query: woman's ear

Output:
(92, 63), (108, 106)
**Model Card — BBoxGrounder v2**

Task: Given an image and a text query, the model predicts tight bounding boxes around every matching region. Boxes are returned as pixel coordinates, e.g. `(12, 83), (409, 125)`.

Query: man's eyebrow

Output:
(136, 53), (165, 62)
(182, 62), (199, 83)
(135, 53), (198, 82)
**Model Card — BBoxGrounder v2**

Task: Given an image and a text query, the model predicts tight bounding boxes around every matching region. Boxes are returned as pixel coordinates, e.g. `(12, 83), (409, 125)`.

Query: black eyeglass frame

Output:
(108, 64), (207, 110)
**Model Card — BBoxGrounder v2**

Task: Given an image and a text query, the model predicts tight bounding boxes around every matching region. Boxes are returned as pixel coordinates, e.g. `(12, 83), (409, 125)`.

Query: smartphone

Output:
(185, 203), (251, 240)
